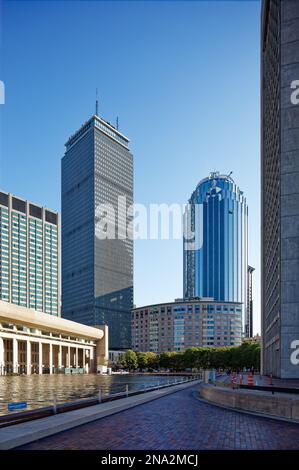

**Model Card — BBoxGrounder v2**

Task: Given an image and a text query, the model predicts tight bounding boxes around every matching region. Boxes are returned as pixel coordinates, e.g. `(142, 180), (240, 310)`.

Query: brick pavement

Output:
(18, 385), (299, 450)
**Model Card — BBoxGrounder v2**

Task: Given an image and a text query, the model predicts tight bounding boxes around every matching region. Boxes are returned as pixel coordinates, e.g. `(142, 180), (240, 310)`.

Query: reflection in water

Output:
(0, 374), (180, 415)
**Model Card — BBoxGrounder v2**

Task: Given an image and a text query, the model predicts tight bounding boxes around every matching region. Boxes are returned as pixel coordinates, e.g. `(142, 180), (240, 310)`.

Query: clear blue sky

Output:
(0, 0), (261, 334)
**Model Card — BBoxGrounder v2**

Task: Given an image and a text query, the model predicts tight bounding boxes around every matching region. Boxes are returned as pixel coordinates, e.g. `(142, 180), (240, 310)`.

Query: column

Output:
(67, 345), (71, 368)
(58, 344), (62, 369)
(0, 337), (4, 376)
(75, 348), (79, 368)
(83, 348), (86, 372)
(90, 347), (94, 373)
(39, 342), (43, 375)
(90, 347), (94, 361)
(26, 340), (31, 375)
(49, 343), (53, 374)
(13, 338), (18, 374)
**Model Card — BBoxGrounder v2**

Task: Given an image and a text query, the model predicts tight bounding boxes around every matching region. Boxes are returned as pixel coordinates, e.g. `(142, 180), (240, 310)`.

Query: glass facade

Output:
(62, 114), (133, 350)
(0, 191), (60, 315)
(11, 211), (27, 306)
(184, 172), (248, 330)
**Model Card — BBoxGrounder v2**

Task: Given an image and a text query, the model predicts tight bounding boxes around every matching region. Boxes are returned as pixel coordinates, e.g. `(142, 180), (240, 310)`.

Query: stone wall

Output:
(200, 384), (299, 421)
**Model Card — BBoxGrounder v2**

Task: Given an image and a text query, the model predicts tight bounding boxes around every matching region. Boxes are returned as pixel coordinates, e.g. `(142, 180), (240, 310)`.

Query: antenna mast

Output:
(95, 88), (99, 116)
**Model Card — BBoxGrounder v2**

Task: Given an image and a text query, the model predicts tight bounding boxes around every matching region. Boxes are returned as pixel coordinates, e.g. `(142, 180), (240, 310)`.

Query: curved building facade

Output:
(183, 172), (248, 329)
(132, 298), (243, 353)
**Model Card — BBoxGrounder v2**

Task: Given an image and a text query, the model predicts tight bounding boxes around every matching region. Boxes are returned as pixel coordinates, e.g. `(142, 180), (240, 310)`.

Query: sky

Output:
(0, 0), (261, 334)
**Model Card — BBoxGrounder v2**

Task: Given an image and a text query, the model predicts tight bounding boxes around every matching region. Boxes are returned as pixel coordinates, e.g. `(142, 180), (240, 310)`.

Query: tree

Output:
(130, 343), (261, 373)
(137, 352), (148, 371)
(122, 349), (138, 371)
(159, 351), (178, 370)
(146, 352), (159, 371)
(182, 348), (198, 369)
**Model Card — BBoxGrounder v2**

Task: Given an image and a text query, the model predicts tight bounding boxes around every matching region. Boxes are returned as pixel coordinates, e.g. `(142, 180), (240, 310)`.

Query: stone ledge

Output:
(200, 383), (299, 422)
(0, 379), (202, 450)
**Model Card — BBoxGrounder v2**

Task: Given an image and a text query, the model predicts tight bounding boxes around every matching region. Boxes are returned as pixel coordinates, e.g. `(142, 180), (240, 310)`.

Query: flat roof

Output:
(0, 189), (58, 215)
(0, 301), (104, 341)
(65, 114), (129, 150)
(132, 299), (243, 311)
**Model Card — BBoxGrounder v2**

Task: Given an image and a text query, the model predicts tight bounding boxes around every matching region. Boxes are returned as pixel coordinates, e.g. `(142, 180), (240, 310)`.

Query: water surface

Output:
(0, 374), (181, 415)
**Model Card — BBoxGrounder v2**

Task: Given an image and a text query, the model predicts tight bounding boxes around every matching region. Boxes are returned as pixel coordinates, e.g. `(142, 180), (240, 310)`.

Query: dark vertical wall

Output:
(261, 0), (299, 378)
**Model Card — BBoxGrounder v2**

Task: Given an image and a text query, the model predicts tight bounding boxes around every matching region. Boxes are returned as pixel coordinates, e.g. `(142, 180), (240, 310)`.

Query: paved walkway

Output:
(18, 385), (299, 450)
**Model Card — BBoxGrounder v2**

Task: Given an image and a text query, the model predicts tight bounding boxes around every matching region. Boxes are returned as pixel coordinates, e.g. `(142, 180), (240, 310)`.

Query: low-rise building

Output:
(0, 300), (108, 375)
(132, 298), (243, 353)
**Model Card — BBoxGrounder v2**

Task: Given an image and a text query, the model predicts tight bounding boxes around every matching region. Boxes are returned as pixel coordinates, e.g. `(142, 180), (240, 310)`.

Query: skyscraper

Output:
(61, 111), (133, 350)
(245, 265), (255, 338)
(0, 190), (60, 315)
(261, 0), (299, 378)
(183, 171), (248, 329)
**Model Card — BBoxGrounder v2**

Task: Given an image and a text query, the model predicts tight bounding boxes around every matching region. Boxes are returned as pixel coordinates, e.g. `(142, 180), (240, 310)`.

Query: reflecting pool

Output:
(0, 374), (181, 415)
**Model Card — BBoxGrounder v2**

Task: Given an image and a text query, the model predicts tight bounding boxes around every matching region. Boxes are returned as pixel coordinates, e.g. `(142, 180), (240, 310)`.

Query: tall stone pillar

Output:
(26, 340), (31, 375)
(13, 338), (18, 374)
(49, 343), (53, 374)
(39, 342), (43, 375)
(58, 344), (62, 369)
(67, 345), (71, 368)
(82, 348), (86, 371)
(75, 348), (79, 368)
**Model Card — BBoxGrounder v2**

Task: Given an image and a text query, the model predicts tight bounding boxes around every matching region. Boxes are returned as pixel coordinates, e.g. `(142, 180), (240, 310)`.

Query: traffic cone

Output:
(247, 373), (254, 387)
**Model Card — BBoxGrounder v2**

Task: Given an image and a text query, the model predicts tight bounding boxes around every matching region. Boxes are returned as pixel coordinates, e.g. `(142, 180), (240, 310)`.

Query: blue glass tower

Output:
(184, 172), (248, 329)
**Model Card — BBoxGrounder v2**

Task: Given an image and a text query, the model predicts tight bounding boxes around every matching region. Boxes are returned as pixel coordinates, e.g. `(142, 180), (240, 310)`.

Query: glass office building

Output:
(0, 191), (60, 315)
(183, 172), (248, 330)
(61, 112), (133, 350)
(261, 0), (299, 378)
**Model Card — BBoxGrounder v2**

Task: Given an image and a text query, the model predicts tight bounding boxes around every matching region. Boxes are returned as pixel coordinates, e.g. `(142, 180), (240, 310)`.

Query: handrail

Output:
(0, 375), (202, 428)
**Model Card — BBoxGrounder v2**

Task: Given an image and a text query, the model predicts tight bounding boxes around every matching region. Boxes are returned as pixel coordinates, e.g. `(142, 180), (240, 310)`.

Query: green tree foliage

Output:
(136, 352), (148, 370)
(159, 352), (177, 369)
(119, 342), (260, 372)
(121, 349), (138, 371)
(146, 352), (159, 371)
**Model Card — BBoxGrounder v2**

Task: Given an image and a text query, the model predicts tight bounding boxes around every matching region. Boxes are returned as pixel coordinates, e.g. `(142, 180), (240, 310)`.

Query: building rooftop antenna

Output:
(116, 116), (119, 130)
(95, 88), (99, 116)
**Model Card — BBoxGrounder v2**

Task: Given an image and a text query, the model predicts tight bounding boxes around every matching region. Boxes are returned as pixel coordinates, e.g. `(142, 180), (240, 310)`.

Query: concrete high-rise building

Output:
(0, 190), (60, 316)
(245, 266), (255, 338)
(132, 298), (243, 353)
(183, 172), (248, 330)
(61, 112), (133, 350)
(261, 0), (299, 378)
